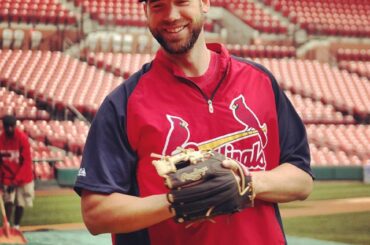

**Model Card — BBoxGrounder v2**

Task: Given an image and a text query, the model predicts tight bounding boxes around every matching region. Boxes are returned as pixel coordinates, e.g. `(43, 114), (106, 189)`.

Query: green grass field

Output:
(282, 181), (370, 245)
(22, 194), (82, 226)
(4, 181), (370, 244)
(284, 212), (370, 245)
(305, 181), (370, 201)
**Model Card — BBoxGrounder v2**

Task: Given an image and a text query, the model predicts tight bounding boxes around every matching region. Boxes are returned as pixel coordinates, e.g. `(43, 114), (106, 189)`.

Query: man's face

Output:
(144, 0), (208, 54)
(4, 125), (15, 138)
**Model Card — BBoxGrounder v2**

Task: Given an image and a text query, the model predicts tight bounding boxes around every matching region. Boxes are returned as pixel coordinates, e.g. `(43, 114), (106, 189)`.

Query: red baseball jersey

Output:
(75, 43), (312, 245)
(0, 128), (33, 186)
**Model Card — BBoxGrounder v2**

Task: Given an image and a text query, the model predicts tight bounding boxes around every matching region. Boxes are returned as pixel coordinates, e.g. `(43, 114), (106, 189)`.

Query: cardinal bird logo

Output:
(162, 115), (191, 156)
(161, 95), (268, 170)
(230, 95), (268, 148)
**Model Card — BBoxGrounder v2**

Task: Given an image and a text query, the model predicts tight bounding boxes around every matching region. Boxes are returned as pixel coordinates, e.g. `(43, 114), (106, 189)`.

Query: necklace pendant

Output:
(208, 100), (214, 113)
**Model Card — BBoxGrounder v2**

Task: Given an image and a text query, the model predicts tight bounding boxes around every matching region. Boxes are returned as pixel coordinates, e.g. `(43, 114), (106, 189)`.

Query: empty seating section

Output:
(227, 44), (296, 58)
(255, 58), (370, 120)
(54, 154), (82, 169)
(0, 87), (50, 120)
(307, 125), (370, 166)
(1, 29), (26, 50)
(74, 0), (145, 26)
(265, 0), (370, 37)
(338, 61), (370, 79)
(74, 0), (218, 30)
(18, 119), (85, 179)
(30, 141), (55, 180)
(2, 49), (368, 122)
(0, 0), (77, 25)
(87, 52), (154, 78)
(285, 91), (354, 125)
(22, 120), (89, 154)
(309, 144), (364, 167)
(336, 48), (370, 62)
(219, 0), (288, 34)
(336, 48), (370, 79)
(2, 133), (83, 180)
(1, 0), (369, 173)
(0, 49), (123, 116)
(30, 141), (82, 179)
(84, 32), (158, 54)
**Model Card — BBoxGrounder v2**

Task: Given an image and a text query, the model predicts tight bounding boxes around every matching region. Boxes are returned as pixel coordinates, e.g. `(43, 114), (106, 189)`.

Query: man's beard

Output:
(150, 15), (204, 54)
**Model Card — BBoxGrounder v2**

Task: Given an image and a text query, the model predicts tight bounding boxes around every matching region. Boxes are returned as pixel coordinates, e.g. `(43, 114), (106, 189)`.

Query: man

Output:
(74, 0), (314, 244)
(0, 115), (34, 230)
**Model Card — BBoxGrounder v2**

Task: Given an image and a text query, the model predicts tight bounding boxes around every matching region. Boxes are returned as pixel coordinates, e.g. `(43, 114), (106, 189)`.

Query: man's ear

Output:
(143, 2), (148, 18)
(201, 0), (210, 13)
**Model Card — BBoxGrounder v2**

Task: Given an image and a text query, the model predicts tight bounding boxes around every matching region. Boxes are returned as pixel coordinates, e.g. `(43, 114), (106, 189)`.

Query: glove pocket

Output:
(172, 179), (240, 222)
(169, 174), (236, 203)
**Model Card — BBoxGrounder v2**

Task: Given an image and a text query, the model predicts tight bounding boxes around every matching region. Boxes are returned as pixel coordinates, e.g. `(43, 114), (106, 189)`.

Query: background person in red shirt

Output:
(0, 115), (34, 230)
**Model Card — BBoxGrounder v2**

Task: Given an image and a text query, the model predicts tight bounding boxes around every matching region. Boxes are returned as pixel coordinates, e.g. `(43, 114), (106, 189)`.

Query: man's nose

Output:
(165, 4), (181, 21)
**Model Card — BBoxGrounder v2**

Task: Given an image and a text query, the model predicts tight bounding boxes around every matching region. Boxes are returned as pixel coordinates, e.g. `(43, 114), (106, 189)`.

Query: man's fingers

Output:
(222, 159), (250, 176)
(222, 159), (239, 171)
(222, 159), (242, 183)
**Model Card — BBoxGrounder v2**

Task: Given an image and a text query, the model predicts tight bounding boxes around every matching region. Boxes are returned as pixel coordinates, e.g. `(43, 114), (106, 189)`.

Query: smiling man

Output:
(146, 0), (205, 54)
(74, 1), (314, 244)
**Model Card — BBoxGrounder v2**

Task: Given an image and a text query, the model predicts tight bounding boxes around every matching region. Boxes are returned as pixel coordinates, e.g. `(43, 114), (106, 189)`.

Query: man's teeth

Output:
(166, 26), (185, 33)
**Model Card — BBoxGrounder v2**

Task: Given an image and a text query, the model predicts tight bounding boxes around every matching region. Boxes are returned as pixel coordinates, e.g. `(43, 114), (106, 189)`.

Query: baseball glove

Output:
(151, 148), (255, 223)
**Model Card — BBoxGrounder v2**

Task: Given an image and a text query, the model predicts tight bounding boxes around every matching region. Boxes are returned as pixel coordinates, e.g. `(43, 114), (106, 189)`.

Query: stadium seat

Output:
(13, 29), (25, 49)
(86, 32), (99, 52)
(122, 34), (134, 53)
(111, 33), (123, 52)
(30, 30), (42, 50)
(137, 34), (149, 53)
(99, 32), (112, 52)
(2, 29), (13, 49)
(268, 0), (370, 37)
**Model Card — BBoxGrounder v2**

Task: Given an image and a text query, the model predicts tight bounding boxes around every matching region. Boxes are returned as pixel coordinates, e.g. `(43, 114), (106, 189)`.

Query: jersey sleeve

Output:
(74, 85), (138, 196)
(270, 75), (314, 178)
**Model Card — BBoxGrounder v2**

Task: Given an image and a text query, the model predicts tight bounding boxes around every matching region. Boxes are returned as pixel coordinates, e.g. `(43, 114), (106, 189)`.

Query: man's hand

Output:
(152, 148), (255, 223)
(222, 158), (251, 184)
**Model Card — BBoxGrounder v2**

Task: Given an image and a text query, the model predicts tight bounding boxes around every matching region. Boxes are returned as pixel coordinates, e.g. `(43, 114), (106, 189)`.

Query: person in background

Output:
(0, 115), (34, 230)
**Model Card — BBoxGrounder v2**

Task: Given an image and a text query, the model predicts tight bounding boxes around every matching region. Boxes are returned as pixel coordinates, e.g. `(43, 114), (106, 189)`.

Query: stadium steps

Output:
(252, 0), (294, 33)
(59, 0), (82, 15)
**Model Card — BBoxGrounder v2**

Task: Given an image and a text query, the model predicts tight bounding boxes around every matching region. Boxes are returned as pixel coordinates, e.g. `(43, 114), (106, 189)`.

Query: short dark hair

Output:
(2, 115), (16, 127)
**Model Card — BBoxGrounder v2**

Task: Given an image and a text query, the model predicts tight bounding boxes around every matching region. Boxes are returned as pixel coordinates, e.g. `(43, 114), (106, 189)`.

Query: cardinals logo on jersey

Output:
(0, 150), (20, 164)
(161, 95), (268, 170)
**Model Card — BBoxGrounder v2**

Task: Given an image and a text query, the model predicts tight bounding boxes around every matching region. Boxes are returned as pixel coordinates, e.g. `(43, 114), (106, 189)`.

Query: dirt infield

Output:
(22, 223), (86, 232)
(35, 188), (75, 197)
(280, 197), (370, 218)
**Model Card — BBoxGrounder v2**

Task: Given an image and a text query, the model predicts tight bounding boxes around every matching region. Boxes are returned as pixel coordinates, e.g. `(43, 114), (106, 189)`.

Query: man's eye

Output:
(176, 0), (190, 5)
